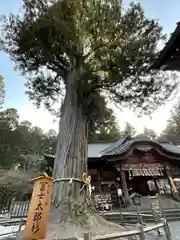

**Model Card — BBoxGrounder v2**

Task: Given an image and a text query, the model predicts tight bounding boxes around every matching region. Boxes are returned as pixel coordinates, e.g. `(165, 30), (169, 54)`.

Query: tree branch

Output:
(55, 54), (69, 68)
(47, 64), (66, 78)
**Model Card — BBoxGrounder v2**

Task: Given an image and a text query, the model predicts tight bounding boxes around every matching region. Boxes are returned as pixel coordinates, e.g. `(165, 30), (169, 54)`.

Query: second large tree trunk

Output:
(52, 69), (88, 223)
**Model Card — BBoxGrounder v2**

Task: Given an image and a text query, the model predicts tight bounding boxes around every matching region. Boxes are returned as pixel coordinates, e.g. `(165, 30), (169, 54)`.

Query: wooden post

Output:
(138, 224), (145, 240)
(84, 232), (92, 240)
(165, 166), (180, 201)
(136, 205), (143, 225)
(120, 165), (129, 205)
(18, 218), (24, 232)
(154, 179), (159, 194)
(97, 169), (101, 192)
(161, 218), (172, 240)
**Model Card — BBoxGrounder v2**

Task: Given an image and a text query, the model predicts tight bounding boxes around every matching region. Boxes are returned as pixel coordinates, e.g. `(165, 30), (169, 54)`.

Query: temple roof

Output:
(151, 22), (180, 71)
(44, 136), (180, 160)
(102, 138), (180, 158)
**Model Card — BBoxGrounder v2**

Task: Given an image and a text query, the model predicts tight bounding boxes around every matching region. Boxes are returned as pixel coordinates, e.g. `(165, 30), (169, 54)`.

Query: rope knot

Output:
(80, 173), (92, 195)
(82, 173), (91, 186)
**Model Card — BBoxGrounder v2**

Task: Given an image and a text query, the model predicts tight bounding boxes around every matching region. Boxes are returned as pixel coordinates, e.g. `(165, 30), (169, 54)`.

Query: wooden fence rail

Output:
(0, 219), (25, 238)
(0, 199), (172, 240)
(80, 218), (171, 240)
(0, 217), (171, 240)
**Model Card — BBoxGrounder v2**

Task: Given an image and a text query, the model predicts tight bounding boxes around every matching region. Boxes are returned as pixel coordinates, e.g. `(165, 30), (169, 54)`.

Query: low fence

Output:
(9, 200), (29, 218)
(80, 218), (171, 240)
(0, 219), (25, 238)
(0, 198), (12, 216)
(0, 217), (171, 240)
(0, 199), (172, 240)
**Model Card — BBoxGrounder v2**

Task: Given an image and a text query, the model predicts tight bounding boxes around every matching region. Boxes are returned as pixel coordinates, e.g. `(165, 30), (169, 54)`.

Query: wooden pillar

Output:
(165, 166), (179, 201)
(154, 178), (159, 194)
(120, 165), (129, 205)
(97, 169), (101, 192)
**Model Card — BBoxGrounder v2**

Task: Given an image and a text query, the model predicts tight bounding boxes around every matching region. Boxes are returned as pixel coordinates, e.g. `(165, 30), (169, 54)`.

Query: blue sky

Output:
(0, 0), (180, 132)
(0, 0), (26, 108)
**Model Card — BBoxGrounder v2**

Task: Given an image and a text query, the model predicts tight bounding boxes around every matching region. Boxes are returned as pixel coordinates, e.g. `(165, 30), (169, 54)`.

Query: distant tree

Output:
(0, 108), (20, 167)
(0, 108), (19, 130)
(123, 122), (136, 137)
(44, 129), (57, 154)
(20, 153), (46, 172)
(0, 75), (4, 108)
(136, 127), (157, 140)
(2, 0), (178, 235)
(159, 102), (180, 144)
(0, 108), (56, 168)
(0, 168), (36, 209)
(88, 96), (121, 142)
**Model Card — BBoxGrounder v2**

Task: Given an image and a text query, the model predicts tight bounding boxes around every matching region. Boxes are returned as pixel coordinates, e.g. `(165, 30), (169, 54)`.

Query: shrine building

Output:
(152, 21), (180, 71)
(44, 136), (180, 209)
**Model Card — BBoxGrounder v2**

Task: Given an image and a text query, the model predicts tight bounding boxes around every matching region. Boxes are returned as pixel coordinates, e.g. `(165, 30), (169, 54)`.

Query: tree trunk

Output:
(52, 68), (89, 223)
(44, 69), (126, 239)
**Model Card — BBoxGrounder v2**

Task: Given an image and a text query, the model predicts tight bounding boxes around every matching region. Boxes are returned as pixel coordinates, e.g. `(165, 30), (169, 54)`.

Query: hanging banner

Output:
(24, 176), (53, 240)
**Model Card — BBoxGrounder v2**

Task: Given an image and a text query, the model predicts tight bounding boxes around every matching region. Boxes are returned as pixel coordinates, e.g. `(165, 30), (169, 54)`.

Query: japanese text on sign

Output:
(24, 176), (53, 240)
(32, 182), (47, 234)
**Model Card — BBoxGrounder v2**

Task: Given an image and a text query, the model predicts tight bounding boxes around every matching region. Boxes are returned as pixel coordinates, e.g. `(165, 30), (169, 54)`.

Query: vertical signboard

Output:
(24, 176), (53, 240)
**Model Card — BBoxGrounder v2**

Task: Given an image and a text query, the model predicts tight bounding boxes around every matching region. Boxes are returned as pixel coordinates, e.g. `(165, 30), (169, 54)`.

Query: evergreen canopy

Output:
(1, 0), (177, 116)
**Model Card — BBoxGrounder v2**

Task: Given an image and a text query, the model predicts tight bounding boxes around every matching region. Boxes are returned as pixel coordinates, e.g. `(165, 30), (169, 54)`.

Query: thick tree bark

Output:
(52, 68), (89, 222)
(44, 68), (127, 239)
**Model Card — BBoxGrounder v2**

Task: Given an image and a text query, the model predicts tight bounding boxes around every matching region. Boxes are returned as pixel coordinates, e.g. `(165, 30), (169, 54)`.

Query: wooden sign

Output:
(24, 176), (53, 240)
(93, 193), (112, 210)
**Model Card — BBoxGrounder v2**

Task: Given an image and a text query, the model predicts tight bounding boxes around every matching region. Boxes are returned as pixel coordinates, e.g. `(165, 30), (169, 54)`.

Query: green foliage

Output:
(122, 123), (136, 137)
(0, 108), (56, 167)
(1, 0), (177, 117)
(0, 107), (121, 167)
(88, 109), (121, 142)
(159, 102), (180, 144)
(0, 75), (4, 108)
(88, 95), (121, 142)
(136, 127), (157, 140)
(0, 169), (34, 207)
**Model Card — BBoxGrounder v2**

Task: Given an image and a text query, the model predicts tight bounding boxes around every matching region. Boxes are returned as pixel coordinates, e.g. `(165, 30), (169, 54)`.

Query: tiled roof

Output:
(44, 142), (112, 159)
(100, 137), (129, 155)
(161, 143), (180, 154)
(151, 22), (180, 71)
(88, 143), (111, 158)
(102, 138), (180, 158)
(44, 137), (180, 159)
